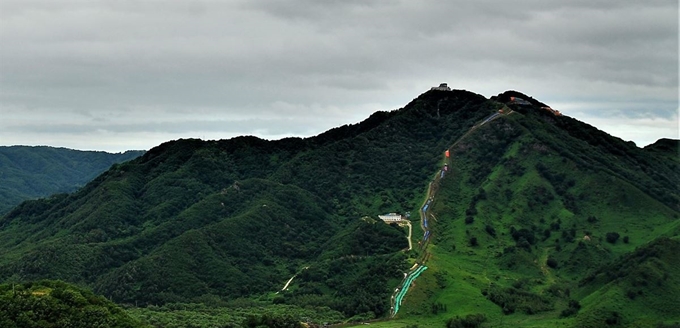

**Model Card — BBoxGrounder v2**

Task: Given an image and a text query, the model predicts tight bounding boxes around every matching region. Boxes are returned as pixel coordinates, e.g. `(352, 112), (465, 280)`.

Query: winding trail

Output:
(389, 108), (512, 318)
(280, 275), (297, 292)
(276, 266), (309, 294)
(403, 220), (413, 251)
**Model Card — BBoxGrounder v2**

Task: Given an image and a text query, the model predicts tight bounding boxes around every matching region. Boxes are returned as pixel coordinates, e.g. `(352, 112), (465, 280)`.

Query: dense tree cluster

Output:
(0, 280), (145, 328)
(445, 313), (486, 328)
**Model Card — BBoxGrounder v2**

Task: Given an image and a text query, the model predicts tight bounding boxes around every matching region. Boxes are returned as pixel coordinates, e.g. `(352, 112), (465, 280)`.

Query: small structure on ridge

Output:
(431, 83), (451, 91)
(541, 106), (562, 116)
(509, 96), (531, 106)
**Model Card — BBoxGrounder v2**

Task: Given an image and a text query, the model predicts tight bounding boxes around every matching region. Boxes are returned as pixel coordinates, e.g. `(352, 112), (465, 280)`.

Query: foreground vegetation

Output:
(0, 280), (145, 328)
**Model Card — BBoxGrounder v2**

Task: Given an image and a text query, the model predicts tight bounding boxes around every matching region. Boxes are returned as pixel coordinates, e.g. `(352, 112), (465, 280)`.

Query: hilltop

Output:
(372, 90), (680, 328)
(0, 88), (678, 327)
(0, 146), (144, 214)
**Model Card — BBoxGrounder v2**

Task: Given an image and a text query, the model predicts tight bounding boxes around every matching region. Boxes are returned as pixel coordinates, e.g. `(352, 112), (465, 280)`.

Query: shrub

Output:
(550, 222), (561, 231)
(484, 285), (553, 315)
(560, 299), (581, 317)
(605, 311), (622, 325)
(431, 302), (447, 314)
(272, 296), (285, 304)
(485, 224), (496, 237)
(543, 229), (551, 239)
(623, 236), (629, 244)
(469, 237), (478, 247)
(605, 232), (620, 244)
(465, 216), (475, 224)
(512, 228), (536, 244)
(546, 258), (558, 269)
(446, 313), (486, 328)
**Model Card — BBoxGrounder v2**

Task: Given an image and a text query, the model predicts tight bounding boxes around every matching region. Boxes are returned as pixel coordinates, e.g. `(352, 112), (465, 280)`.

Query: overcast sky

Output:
(1, 1), (677, 152)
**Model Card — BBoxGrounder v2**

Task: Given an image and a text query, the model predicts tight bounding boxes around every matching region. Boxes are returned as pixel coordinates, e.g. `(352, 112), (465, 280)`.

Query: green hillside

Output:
(0, 279), (146, 328)
(0, 146), (144, 214)
(0, 90), (497, 321)
(1, 89), (679, 327)
(367, 91), (680, 328)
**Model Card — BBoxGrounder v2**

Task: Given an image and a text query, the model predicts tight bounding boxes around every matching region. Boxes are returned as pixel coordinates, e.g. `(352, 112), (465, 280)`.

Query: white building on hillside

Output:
(378, 213), (404, 222)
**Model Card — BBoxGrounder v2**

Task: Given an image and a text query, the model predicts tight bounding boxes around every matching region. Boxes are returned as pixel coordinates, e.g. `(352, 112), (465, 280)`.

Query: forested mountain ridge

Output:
(1, 89), (679, 327)
(0, 89), (495, 319)
(0, 146), (144, 214)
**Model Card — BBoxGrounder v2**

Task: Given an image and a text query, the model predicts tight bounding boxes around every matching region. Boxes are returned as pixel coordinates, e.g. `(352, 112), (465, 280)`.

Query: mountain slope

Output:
(0, 146), (144, 214)
(0, 90), (500, 319)
(575, 237), (680, 327)
(1, 89), (678, 326)
(380, 91), (680, 327)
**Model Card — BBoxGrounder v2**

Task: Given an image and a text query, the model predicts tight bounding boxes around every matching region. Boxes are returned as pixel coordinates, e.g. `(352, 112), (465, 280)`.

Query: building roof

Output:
(378, 213), (403, 221)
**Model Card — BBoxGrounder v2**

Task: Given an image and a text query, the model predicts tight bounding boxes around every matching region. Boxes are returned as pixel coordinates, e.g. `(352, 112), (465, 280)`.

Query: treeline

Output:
(0, 280), (145, 328)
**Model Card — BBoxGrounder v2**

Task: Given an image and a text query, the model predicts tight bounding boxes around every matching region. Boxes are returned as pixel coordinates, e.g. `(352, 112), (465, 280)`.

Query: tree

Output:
(605, 232), (620, 244)
(485, 224), (496, 237)
(446, 313), (486, 328)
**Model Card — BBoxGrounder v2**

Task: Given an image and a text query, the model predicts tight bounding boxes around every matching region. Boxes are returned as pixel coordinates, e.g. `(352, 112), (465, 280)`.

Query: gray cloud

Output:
(0, 0), (677, 151)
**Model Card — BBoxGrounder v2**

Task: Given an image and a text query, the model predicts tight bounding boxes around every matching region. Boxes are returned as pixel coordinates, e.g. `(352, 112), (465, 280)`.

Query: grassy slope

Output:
(575, 237), (680, 328)
(365, 99), (680, 327)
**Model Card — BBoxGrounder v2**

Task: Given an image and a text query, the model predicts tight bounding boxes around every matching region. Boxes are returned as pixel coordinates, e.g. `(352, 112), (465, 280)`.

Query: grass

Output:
(349, 111), (680, 327)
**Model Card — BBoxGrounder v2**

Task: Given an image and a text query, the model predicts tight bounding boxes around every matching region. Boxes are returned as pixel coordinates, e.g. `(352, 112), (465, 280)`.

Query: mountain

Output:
(380, 91), (680, 328)
(0, 146), (145, 214)
(1, 89), (678, 327)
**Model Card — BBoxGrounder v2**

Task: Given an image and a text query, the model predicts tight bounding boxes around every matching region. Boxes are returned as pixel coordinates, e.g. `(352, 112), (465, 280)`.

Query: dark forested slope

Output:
(0, 146), (144, 214)
(0, 279), (146, 328)
(0, 90), (496, 318)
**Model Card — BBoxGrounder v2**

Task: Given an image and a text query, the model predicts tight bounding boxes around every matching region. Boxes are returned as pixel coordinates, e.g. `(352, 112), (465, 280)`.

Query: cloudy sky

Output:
(1, 1), (677, 152)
